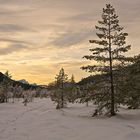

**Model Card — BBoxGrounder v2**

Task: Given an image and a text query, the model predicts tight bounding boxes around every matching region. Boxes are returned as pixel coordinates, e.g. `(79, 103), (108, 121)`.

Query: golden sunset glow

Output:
(0, 0), (140, 84)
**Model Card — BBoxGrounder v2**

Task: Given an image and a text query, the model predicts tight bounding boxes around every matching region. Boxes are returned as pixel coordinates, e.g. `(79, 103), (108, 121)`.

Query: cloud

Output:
(0, 0), (140, 84)
(0, 62), (7, 65)
(0, 24), (35, 32)
(53, 60), (90, 68)
(0, 38), (33, 45)
(0, 7), (35, 16)
(60, 12), (98, 23)
(50, 31), (93, 47)
(0, 43), (27, 55)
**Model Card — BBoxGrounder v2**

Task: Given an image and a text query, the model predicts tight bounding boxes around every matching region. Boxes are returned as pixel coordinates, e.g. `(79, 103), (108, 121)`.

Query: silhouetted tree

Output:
(81, 4), (132, 116)
(119, 55), (140, 109)
(50, 68), (68, 109)
(0, 71), (12, 103)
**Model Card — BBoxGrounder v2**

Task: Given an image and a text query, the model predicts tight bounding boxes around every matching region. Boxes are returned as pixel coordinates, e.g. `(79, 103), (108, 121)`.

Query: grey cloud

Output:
(0, 0), (40, 7)
(0, 11), (12, 15)
(59, 1), (140, 24)
(0, 8), (35, 16)
(39, 24), (65, 30)
(0, 38), (33, 45)
(55, 61), (88, 68)
(50, 31), (94, 47)
(0, 24), (35, 32)
(0, 0), (139, 54)
(0, 43), (27, 55)
(60, 11), (98, 23)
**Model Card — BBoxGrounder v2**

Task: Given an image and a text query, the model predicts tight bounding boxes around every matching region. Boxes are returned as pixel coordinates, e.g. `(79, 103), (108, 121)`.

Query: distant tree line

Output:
(0, 71), (48, 104)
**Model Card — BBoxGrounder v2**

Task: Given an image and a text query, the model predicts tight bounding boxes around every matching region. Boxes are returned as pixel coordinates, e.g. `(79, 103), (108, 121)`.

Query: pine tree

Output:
(81, 4), (132, 116)
(66, 74), (77, 103)
(0, 71), (12, 103)
(5, 71), (12, 79)
(70, 74), (75, 84)
(50, 68), (68, 109)
(120, 55), (140, 109)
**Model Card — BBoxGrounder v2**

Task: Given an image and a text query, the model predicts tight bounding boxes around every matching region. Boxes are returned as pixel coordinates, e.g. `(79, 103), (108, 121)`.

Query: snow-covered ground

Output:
(0, 98), (140, 140)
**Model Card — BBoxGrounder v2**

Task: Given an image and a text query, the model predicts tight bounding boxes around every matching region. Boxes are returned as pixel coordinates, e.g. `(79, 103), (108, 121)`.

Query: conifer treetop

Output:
(82, 4), (132, 73)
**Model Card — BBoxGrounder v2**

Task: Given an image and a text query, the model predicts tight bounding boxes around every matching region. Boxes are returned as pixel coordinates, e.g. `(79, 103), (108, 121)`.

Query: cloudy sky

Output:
(0, 0), (140, 84)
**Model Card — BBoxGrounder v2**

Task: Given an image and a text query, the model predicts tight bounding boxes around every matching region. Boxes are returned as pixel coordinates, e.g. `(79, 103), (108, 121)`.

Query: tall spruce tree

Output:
(81, 4), (132, 116)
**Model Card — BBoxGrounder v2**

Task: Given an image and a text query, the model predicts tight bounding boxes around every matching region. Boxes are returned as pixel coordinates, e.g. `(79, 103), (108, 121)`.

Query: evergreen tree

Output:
(5, 70), (12, 79)
(81, 4), (132, 116)
(66, 74), (77, 103)
(70, 74), (75, 84)
(79, 84), (92, 107)
(119, 55), (140, 109)
(50, 68), (68, 109)
(0, 71), (12, 103)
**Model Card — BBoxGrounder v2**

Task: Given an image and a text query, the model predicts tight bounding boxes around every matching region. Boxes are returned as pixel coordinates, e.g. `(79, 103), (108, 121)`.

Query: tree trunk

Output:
(61, 82), (64, 108)
(108, 13), (115, 116)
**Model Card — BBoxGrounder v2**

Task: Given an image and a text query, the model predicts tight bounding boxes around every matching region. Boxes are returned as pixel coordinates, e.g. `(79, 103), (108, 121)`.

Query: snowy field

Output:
(0, 98), (140, 140)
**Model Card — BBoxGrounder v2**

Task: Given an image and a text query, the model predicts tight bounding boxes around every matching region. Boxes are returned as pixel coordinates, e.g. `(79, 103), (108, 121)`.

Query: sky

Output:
(0, 0), (140, 84)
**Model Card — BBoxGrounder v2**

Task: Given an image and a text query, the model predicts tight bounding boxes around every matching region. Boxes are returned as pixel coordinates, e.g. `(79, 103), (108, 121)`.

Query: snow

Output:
(0, 98), (140, 140)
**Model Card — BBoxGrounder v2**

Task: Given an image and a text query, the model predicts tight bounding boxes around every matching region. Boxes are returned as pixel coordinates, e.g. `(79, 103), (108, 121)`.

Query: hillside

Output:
(0, 72), (40, 90)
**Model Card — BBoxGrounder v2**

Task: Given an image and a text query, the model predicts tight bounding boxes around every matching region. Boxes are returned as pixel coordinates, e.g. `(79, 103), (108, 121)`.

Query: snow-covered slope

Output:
(0, 98), (140, 140)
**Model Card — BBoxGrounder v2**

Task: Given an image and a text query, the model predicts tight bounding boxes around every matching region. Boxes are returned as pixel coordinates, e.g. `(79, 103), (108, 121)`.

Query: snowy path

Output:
(0, 98), (140, 140)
